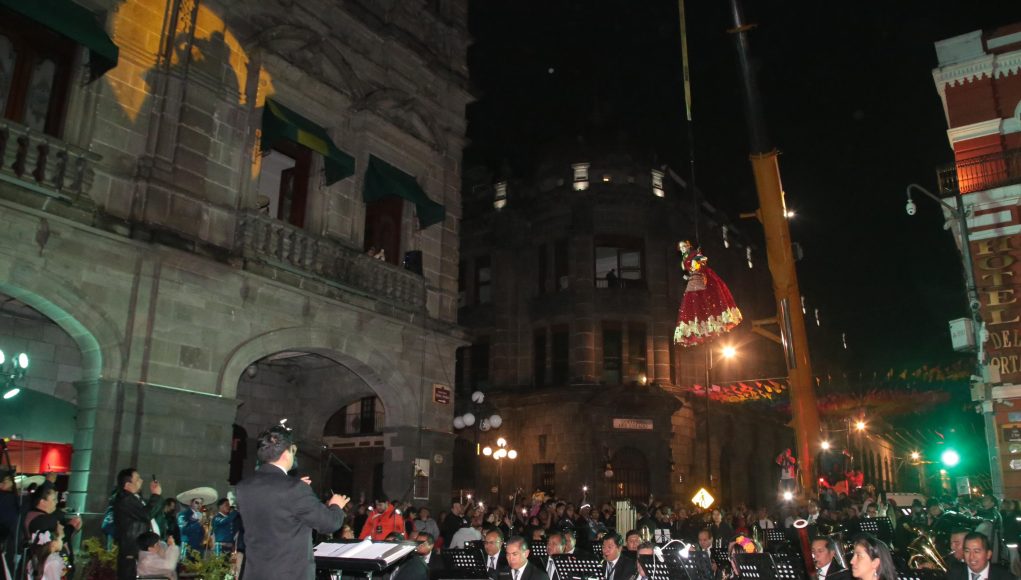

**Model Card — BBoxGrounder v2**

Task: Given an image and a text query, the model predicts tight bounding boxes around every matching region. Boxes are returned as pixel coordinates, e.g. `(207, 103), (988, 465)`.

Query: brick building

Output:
(0, 0), (471, 522)
(933, 23), (1021, 497)
(454, 153), (796, 509)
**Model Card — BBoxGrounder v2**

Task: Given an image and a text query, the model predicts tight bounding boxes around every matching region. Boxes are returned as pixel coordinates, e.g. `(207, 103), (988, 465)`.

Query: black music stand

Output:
(850, 518), (894, 546)
(314, 541), (418, 580)
(444, 548), (487, 571)
(531, 543), (548, 561)
(734, 554), (774, 579)
(771, 553), (808, 580)
(661, 550), (713, 580)
(710, 547), (731, 570)
(765, 529), (794, 554)
(551, 556), (602, 580)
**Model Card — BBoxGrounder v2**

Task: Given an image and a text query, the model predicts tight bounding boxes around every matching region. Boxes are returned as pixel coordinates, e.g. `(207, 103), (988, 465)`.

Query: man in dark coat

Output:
(811, 537), (851, 580)
(600, 533), (637, 580)
(498, 536), (549, 580)
(236, 425), (349, 580)
(113, 468), (163, 580)
(948, 532), (1017, 580)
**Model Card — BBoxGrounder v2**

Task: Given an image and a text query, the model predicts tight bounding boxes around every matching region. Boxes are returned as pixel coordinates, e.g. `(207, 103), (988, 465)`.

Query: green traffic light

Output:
(941, 449), (960, 467)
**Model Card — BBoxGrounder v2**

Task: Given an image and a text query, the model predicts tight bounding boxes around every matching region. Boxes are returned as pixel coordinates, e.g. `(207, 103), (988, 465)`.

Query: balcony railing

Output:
(937, 148), (1021, 195)
(0, 120), (98, 200)
(237, 211), (426, 310)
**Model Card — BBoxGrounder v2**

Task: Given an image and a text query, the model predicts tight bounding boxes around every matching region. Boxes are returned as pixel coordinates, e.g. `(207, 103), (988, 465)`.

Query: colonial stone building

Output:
(454, 153), (796, 509)
(0, 0), (470, 522)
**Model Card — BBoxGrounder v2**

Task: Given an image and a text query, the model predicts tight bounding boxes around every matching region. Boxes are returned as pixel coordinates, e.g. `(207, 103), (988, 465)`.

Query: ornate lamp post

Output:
(453, 390), (504, 499)
(482, 437), (516, 505)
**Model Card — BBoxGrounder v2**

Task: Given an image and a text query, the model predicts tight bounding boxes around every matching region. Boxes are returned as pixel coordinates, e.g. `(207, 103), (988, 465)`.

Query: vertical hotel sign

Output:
(976, 235), (1021, 381)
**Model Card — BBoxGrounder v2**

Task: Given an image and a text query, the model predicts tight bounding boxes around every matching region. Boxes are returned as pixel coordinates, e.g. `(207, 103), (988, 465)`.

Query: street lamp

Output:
(854, 420), (866, 432)
(453, 391), (505, 499)
(705, 344), (737, 489)
(488, 437), (516, 505)
(0, 349), (29, 399)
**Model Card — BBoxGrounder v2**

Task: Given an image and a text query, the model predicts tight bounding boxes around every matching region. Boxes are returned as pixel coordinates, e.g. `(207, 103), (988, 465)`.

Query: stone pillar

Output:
(383, 426), (455, 508)
(70, 379), (236, 532)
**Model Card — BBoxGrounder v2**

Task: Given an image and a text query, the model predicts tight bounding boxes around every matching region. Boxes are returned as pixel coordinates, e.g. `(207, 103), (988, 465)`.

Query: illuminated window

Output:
(494, 181), (508, 210)
(572, 162), (590, 191)
(595, 237), (644, 288)
(651, 169), (665, 197)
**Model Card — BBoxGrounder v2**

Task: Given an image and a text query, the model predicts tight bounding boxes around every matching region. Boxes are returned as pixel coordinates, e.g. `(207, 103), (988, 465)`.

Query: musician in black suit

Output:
(484, 528), (509, 579)
(498, 536), (549, 580)
(600, 533), (637, 580)
(811, 537), (851, 580)
(564, 530), (593, 559)
(416, 533), (445, 579)
(948, 532), (1016, 580)
(236, 425), (350, 580)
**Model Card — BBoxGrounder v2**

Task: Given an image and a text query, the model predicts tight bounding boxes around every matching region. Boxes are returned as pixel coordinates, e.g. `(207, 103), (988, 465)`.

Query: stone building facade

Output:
(454, 154), (795, 510)
(0, 0), (470, 523)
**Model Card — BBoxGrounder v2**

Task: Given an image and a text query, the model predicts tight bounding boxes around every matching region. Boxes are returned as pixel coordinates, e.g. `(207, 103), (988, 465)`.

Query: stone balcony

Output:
(236, 211), (427, 313)
(0, 119), (99, 215)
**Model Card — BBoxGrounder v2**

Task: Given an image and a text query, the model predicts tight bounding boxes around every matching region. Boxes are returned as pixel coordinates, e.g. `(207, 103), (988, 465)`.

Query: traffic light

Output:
(941, 449), (960, 467)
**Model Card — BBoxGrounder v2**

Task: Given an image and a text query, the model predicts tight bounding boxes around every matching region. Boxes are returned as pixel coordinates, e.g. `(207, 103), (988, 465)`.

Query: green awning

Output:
(261, 99), (355, 185)
(363, 155), (446, 228)
(0, 0), (119, 80)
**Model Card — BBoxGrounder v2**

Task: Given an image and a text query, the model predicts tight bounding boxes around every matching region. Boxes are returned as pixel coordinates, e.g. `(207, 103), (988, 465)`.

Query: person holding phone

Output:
(113, 468), (162, 580)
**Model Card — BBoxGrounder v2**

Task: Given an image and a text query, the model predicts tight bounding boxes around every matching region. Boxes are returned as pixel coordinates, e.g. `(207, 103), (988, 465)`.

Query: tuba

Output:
(905, 525), (947, 572)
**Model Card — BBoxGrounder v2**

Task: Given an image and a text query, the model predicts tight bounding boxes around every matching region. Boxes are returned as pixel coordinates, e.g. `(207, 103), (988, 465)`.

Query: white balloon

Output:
(490, 414), (503, 428)
(471, 391), (485, 404)
(463, 412), (476, 427)
(453, 416), (465, 429)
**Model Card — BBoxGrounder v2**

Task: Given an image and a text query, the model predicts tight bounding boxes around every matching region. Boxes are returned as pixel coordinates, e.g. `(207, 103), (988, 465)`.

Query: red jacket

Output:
(359, 503), (398, 540)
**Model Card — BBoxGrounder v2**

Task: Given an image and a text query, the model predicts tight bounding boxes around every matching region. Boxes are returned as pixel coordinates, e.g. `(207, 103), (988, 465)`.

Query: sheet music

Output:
(314, 540), (416, 564)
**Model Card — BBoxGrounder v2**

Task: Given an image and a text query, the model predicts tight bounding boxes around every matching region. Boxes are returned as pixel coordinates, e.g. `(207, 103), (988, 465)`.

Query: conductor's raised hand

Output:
(329, 494), (350, 509)
(150, 480), (162, 495)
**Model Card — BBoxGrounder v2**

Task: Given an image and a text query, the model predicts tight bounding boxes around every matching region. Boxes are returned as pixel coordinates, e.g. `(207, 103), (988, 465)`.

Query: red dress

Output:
(674, 248), (742, 346)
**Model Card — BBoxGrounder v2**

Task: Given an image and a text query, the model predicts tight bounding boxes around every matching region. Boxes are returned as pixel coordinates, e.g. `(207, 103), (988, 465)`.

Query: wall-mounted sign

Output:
(433, 384), (451, 405)
(1003, 423), (1021, 443)
(1010, 459), (1021, 471)
(974, 236), (1021, 382)
(613, 418), (653, 431)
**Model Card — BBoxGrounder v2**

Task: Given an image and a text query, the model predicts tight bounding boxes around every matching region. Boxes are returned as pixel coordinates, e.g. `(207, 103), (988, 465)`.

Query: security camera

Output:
(905, 196), (917, 216)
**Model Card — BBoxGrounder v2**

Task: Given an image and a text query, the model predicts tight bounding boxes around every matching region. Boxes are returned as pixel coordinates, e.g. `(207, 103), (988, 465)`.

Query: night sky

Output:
(465, 0), (1021, 372)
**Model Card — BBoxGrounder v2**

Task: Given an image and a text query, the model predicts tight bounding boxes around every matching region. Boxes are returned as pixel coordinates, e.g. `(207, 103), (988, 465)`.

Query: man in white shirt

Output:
(546, 533), (565, 580)
(484, 529), (506, 579)
(450, 515), (483, 549)
(136, 531), (180, 580)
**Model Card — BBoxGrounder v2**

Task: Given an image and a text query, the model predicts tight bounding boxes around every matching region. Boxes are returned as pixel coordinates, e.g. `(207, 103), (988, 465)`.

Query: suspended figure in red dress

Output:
(673, 240), (743, 346)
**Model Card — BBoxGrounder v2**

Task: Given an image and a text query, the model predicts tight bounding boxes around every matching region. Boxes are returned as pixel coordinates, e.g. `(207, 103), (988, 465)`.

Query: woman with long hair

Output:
(850, 534), (896, 580)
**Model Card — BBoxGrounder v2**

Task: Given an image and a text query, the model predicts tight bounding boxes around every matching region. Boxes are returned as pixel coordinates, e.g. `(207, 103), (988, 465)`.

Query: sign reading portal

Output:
(974, 235), (1021, 382)
(612, 418), (654, 430)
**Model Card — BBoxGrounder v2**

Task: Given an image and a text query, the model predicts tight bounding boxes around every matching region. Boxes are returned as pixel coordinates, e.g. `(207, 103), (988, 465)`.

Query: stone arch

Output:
(0, 258), (123, 381)
(218, 326), (418, 426)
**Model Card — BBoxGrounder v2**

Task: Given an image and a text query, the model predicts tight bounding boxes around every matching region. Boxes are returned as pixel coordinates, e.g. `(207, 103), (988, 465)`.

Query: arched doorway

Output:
(234, 351), (386, 500)
(609, 447), (649, 502)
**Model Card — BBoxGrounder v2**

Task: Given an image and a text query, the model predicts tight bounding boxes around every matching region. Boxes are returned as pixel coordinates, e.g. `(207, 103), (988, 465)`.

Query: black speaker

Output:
(403, 250), (423, 275)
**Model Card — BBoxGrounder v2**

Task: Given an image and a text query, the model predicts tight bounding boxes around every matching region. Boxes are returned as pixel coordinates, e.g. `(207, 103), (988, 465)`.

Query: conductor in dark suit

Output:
(600, 533), (637, 580)
(811, 537), (851, 580)
(237, 425), (350, 580)
(499, 536), (549, 580)
(948, 532), (1017, 580)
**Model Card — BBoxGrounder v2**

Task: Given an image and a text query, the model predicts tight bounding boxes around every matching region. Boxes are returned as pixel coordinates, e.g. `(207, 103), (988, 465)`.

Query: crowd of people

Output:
(0, 429), (1018, 580)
